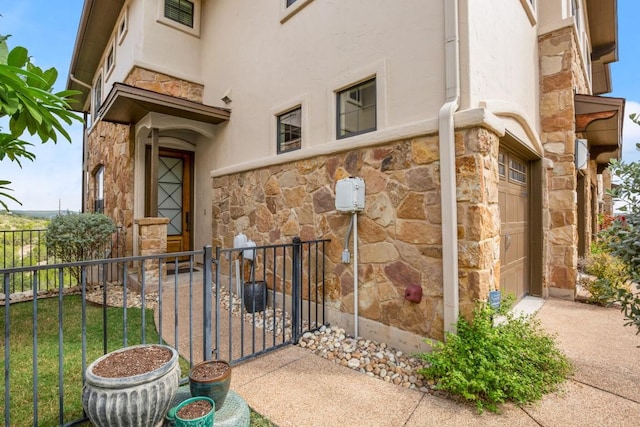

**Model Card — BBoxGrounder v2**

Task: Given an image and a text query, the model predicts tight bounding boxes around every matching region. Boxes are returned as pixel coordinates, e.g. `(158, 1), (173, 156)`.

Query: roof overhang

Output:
(575, 93), (625, 173)
(98, 83), (230, 125)
(585, 0), (618, 95)
(67, 0), (126, 110)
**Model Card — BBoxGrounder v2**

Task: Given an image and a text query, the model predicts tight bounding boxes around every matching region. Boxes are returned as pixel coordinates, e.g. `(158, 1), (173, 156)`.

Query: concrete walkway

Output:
(230, 298), (640, 426)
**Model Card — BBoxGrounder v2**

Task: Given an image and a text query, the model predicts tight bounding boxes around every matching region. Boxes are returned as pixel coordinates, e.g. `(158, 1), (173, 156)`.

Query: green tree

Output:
(601, 113), (640, 333)
(0, 34), (82, 209)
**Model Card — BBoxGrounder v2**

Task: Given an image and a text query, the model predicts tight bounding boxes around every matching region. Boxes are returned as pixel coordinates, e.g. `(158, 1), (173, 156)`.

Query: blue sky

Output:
(1, 0), (640, 211)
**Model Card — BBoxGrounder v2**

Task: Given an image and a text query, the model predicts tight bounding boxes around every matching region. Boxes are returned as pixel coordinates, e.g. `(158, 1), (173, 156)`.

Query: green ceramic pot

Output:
(166, 396), (215, 427)
(189, 360), (232, 411)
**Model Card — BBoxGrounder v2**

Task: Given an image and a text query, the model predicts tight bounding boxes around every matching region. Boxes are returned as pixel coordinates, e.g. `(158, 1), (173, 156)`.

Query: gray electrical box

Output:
(335, 177), (365, 212)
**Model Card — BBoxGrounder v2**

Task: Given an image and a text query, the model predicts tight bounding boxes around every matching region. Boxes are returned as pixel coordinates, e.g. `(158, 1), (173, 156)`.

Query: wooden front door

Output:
(147, 149), (193, 253)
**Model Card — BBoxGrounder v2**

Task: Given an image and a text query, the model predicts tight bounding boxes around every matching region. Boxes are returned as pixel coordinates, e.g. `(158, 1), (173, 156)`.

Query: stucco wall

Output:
(464, 0), (540, 129)
(199, 0), (445, 169)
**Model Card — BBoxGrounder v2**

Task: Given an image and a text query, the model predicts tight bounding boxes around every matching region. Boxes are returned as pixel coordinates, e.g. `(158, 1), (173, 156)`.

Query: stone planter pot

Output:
(189, 359), (232, 411)
(82, 344), (181, 427)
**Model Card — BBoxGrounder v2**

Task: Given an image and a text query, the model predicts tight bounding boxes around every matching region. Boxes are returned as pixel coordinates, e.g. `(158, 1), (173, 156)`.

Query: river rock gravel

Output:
(297, 325), (436, 393)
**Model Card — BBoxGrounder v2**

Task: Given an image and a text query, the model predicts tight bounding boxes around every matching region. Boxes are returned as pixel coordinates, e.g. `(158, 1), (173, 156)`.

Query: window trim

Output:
(336, 78), (377, 140)
(93, 71), (103, 118)
(118, 6), (128, 45)
(94, 165), (105, 214)
(105, 39), (116, 78)
(519, 0), (537, 25)
(280, 0), (314, 23)
(157, 0), (201, 37)
(277, 106), (303, 154)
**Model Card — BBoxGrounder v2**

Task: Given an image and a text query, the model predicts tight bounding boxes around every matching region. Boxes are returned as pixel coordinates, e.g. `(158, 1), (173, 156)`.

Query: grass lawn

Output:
(0, 296), (275, 426)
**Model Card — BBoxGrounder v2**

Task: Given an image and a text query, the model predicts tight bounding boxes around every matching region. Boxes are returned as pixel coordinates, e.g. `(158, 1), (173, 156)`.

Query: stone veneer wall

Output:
(211, 127), (500, 340)
(85, 67), (205, 256)
(86, 121), (134, 256)
(538, 25), (590, 297)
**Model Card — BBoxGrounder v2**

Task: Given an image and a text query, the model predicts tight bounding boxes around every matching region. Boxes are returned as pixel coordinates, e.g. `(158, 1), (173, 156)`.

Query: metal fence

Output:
(0, 227), (125, 294)
(1, 238), (328, 426)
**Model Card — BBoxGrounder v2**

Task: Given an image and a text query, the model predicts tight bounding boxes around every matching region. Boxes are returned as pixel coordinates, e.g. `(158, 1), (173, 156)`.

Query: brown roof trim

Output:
(98, 83), (231, 125)
(67, 0), (126, 108)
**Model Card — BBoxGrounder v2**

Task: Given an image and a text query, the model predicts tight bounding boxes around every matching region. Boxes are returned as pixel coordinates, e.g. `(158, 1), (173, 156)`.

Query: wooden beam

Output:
(575, 110), (618, 132)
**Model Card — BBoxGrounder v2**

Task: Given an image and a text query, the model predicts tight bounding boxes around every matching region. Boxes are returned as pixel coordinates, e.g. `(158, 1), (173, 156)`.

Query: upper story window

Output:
(158, 0), (201, 37)
(93, 72), (103, 117)
(165, 0), (194, 28)
(337, 78), (376, 139)
(277, 107), (302, 154)
(281, 0), (314, 23)
(105, 40), (115, 77)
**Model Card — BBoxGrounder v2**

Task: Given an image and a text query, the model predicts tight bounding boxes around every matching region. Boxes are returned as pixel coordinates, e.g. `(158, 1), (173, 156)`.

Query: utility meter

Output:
(335, 177), (365, 212)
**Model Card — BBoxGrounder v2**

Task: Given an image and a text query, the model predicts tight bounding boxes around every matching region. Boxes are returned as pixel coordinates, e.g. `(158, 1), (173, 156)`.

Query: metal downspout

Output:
(439, 0), (460, 334)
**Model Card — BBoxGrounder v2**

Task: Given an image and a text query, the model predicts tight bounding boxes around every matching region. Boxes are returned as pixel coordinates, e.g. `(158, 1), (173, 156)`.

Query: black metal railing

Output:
(214, 237), (329, 364)
(1, 237), (328, 426)
(0, 227), (124, 294)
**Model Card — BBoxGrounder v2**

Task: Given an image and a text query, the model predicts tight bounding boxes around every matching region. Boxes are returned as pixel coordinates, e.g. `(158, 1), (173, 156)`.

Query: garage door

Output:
(498, 149), (529, 301)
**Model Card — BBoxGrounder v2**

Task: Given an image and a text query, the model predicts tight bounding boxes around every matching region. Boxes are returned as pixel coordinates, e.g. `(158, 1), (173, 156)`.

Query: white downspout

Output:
(439, 0), (460, 334)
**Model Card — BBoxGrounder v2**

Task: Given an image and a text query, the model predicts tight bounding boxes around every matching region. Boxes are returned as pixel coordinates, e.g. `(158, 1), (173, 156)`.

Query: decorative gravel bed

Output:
(297, 325), (435, 393)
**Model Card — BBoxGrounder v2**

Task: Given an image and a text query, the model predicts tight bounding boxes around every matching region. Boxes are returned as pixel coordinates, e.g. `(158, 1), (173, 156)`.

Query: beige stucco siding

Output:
(199, 0), (446, 169)
(463, 0), (540, 134)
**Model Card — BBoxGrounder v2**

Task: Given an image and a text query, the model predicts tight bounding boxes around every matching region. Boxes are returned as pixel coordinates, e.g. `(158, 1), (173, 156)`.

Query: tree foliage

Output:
(0, 34), (82, 209)
(600, 113), (640, 333)
(45, 213), (116, 281)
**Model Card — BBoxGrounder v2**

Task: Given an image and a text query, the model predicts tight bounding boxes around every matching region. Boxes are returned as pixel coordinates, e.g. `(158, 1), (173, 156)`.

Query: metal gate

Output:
(212, 237), (330, 364)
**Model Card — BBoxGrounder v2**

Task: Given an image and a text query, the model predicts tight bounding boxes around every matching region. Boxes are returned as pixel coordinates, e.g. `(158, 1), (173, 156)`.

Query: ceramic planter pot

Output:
(166, 396), (215, 427)
(189, 359), (232, 411)
(82, 344), (181, 427)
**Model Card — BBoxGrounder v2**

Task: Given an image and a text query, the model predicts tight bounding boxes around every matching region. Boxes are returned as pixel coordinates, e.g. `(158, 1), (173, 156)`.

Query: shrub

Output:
(45, 213), (116, 280)
(417, 302), (572, 413)
(578, 251), (630, 306)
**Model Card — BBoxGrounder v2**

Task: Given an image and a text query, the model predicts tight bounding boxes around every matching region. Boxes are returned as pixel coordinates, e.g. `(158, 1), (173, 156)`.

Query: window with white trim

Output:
(118, 8), (128, 44)
(105, 40), (115, 76)
(165, 0), (194, 28)
(93, 72), (103, 116)
(94, 165), (105, 213)
(277, 107), (302, 154)
(337, 78), (376, 139)
(286, 0), (297, 6)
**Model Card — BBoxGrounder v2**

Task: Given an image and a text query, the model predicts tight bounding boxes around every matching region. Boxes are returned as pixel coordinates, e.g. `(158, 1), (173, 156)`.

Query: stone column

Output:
(135, 217), (169, 293)
(539, 26), (586, 299)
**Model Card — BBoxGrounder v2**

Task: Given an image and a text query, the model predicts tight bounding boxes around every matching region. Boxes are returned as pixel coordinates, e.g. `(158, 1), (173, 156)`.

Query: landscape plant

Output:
(0, 35), (82, 209)
(417, 300), (572, 413)
(598, 112), (640, 333)
(577, 250), (630, 306)
(45, 213), (116, 282)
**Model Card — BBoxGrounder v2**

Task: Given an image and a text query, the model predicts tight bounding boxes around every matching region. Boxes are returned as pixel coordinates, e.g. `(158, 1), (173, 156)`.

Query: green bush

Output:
(578, 251), (630, 306)
(45, 213), (116, 274)
(418, 302), (572, 413)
